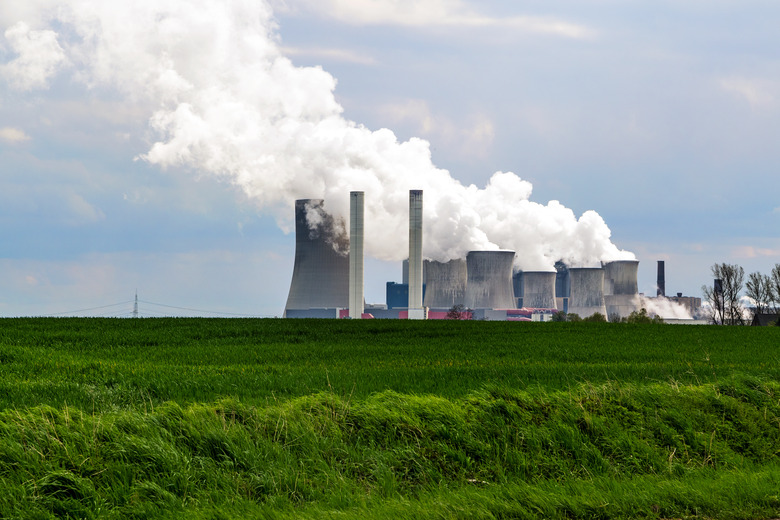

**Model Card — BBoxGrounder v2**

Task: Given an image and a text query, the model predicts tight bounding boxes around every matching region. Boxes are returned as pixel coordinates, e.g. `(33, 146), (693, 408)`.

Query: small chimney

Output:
(657, 260), (665, 297)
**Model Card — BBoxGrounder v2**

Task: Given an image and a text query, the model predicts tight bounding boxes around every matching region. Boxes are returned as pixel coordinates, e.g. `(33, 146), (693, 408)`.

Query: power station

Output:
(284, 190), (655, 321)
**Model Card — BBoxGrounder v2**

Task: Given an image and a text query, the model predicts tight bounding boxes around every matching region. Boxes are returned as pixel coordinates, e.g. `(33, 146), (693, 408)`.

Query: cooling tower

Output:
(603, 260), (640, 320)
(522, 271), (557, 309)
(567, 267), (607, 318)
(348, 192), (364, 319)
(408, 190), (425, 319)
(423, 258), (467, 309)
(284, 199), (349, 316)
(464, 251), (516, 309)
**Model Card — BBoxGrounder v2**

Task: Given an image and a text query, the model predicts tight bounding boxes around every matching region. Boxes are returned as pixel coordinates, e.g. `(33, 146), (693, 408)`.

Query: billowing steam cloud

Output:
(1, 0), (635, 270)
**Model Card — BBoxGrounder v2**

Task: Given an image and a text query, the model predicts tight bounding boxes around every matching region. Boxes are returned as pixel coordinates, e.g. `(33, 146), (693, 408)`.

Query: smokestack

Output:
(657, 260), (665, 297)
(555, 261), (571, 299)
(512, 270), (524, 308)
(423, 258), (467, 309)
(603, 260), (640, 320)
(349, 191), (364, 319)
(464, 251), (516, 309)
(522, 271), (557, 309)
(408, 190), (425, 319)
(284, 199), (349, 316)
(568, 267), (607, 318)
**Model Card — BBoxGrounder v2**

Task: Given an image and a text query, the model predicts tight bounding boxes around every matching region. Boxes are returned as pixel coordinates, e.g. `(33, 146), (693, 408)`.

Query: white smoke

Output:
(638, 296), (692, 320)
(1, 0), (635, 270)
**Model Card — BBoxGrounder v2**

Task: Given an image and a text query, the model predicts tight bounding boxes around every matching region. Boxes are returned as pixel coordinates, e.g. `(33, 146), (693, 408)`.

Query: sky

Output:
(1, 0), (779, 317)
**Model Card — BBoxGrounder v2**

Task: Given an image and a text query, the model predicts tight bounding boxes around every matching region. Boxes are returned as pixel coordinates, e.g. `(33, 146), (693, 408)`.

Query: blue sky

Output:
(1, 1), (779, 316)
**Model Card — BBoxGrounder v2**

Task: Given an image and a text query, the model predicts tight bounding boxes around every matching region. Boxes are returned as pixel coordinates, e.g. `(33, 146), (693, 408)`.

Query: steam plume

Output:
(1, 0), (635, 270)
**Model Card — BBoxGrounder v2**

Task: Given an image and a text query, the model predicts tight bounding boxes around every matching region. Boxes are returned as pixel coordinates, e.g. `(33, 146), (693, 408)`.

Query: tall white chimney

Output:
(408, 190), (426, 319)
(349, 191), (364, 319)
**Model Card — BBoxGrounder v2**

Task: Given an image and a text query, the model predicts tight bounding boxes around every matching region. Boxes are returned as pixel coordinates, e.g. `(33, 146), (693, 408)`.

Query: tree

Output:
(745, 271), (772, 318)
(446, 304), (464, 320)
(702, 280), (725, 325)
(702, 263), (745, 325)
(446, 304), (472, 320)
(626, 308), (664, 324)
(582, 312), (607, 323)
(552, 311), (567, 322)
(769, 264), (780, 313)
(566, 313), (582, 322)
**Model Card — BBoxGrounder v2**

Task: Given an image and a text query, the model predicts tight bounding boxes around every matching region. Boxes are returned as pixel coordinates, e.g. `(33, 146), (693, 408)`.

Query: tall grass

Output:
(1, 376), (779, 518)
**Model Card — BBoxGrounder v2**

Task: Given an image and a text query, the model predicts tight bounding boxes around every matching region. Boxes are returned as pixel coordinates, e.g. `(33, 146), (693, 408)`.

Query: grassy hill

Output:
(1, 319), (779, 518)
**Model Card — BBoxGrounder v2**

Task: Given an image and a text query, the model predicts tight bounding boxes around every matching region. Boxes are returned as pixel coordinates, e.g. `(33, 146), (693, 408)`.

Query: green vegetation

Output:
(1, 318), (779, 518)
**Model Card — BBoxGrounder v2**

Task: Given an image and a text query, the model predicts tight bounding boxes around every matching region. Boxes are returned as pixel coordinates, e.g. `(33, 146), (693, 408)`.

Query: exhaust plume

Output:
(1, 0), (635, 270)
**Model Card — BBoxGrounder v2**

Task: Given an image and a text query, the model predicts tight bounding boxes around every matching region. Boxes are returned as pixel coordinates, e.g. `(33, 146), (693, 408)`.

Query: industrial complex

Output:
(284, 191), (700, 321)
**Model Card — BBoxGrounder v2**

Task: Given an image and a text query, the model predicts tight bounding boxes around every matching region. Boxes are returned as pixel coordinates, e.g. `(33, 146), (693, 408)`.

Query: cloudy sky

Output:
(1, 0), (778, 317)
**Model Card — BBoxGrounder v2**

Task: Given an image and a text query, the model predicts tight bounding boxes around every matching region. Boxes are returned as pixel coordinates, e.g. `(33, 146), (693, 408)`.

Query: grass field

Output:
(1, 318), (779, 518)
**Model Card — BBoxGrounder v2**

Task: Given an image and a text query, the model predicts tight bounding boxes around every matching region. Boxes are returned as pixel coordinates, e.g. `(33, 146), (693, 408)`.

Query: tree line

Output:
(702, 263), (780, 325)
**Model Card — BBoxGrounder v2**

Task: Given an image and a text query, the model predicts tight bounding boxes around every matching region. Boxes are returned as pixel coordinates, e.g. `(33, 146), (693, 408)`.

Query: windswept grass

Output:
(1, 376), (780, 518)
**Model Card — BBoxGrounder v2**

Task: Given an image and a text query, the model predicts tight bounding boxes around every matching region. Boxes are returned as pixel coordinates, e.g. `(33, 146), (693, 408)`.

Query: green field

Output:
(1, 319), (779, 518)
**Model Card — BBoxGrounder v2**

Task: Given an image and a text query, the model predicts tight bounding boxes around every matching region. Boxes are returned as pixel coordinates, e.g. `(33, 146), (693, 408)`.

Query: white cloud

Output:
(286, 0), (594, 38)
(732, 245), (780, 259)
(720, 77), (777, 110)
(281, 45), (376, 65)
(1, 21), (67, 90)
(65, 192), (105, 225)
(377, 99), (495, 158)
(0, 126), (31, 143)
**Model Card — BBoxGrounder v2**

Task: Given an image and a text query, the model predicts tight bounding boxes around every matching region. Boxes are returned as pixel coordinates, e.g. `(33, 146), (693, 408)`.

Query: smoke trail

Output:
(1, 0), (635, 270)
(638, 296), (692, 320)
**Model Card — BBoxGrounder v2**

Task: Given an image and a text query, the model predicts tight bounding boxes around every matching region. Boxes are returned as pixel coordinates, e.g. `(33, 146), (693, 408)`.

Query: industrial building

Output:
(284, 191), (645, 320)
(645, 260), (703, 319)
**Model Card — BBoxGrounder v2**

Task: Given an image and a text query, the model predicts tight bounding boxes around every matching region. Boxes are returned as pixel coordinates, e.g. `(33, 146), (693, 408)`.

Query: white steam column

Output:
(408, 190), (426, 319)
(349, 191), (364, 319)
(568, 267), (607, 318)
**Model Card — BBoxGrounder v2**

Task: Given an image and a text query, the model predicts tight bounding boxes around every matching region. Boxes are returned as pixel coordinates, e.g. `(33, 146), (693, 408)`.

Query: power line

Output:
(45, 301), (134, 316)
(34, 294), (276, 318)
(137, 299), (270, 317)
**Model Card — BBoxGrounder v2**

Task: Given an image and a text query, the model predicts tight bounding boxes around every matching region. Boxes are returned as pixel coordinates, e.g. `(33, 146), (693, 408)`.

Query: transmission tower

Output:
(133, 290), (138, 318)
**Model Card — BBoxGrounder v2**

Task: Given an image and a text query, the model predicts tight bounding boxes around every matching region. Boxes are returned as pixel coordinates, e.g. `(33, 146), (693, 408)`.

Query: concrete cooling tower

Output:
(464, 251), (516, 309)
(603, 260), (640, 320)
(568, 267), (607, 318)
(423, 259), (467, 309)
(284, 199), (349, 316)
(522, 271), (557, 309)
